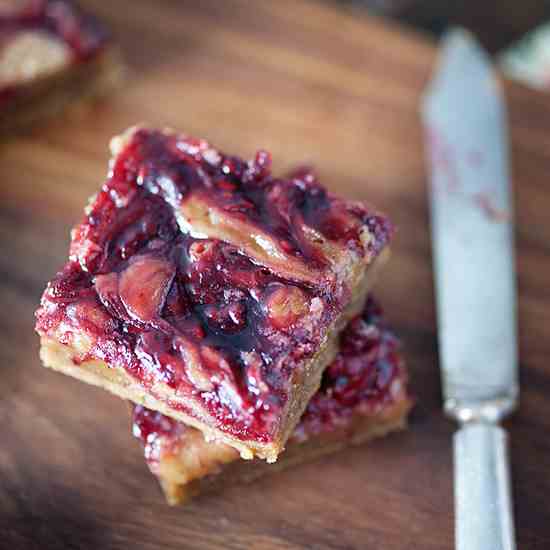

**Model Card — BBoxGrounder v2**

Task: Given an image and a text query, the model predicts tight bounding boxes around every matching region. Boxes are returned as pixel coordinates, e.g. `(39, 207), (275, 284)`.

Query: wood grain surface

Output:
(2, 1), (550, 548)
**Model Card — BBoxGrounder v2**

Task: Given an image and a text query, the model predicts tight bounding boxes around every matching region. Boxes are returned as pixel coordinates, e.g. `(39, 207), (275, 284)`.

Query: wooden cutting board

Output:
(2, 1), (550, 548)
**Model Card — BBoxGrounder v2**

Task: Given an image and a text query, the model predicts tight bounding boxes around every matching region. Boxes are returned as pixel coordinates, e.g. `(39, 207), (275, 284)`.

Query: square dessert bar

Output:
(36, 126), (393, 462)
(0, 0), (122, 134)
(132, 297), (412, 505)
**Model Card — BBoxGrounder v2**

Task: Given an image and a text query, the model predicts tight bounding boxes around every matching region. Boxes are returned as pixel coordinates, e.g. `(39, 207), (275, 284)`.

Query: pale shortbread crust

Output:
(150, 394), (412, 505)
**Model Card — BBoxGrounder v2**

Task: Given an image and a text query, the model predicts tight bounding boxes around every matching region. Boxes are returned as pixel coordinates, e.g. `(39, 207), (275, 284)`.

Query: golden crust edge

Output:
(156, 393), (413, 505)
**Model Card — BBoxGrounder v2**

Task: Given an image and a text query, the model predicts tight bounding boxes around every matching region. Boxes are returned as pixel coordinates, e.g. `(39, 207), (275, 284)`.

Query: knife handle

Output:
(454, 422), (516, 550)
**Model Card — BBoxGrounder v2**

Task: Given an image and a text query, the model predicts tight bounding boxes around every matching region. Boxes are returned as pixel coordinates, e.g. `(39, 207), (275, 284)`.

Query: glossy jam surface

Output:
(0, 0), (109, 61)
(36, 128), (391, 442)
(132, 296), (406, 460)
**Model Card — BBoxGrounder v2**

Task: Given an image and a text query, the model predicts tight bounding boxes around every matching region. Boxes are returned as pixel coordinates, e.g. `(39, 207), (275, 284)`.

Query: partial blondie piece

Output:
(0, 0), (122, 134)
(36, 126), (392, 461)
(133, 297), (412, 505)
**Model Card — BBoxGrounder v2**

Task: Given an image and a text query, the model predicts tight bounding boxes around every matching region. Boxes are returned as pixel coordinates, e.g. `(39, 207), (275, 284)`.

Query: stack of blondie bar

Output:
(35, 126), (412, 504)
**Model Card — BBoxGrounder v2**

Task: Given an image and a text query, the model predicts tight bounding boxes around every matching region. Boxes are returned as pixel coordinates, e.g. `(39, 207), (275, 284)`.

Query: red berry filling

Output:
(292, 296), (405, 441)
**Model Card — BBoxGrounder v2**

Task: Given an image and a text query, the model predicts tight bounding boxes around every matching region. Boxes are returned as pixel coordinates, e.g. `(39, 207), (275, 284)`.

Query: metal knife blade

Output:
(421, 28), (518, 422)
(421, 29), (518, 550)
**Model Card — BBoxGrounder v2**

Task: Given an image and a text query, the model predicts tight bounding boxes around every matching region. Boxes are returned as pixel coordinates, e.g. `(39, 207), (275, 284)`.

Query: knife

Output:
(421, 29), (518, 550)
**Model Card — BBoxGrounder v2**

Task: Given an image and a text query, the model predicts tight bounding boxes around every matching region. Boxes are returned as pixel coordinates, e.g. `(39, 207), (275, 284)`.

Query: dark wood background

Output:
(2, 1), (550, 548)
(343, 0), (550, 53)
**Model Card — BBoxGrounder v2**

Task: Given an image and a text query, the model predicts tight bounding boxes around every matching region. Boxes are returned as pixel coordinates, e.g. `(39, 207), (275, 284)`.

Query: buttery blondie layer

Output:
(136, 399), (410, 505)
